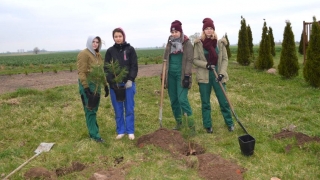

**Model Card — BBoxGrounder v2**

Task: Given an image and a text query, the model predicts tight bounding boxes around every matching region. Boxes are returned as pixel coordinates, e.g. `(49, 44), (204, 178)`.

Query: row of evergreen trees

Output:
(230, 16), (320, 88)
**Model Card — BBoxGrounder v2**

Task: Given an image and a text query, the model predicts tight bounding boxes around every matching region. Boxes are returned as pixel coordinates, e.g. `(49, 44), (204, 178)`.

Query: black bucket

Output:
(114, 86), (126, 102)
(87, 93), (100, 110)
(238, 134), (255, 156)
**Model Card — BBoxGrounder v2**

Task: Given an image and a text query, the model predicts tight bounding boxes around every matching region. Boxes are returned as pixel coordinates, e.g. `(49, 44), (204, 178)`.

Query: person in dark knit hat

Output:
(161, 20), (195, 133)
(193, 18), (235, 133)
(104, 27), (138, 140)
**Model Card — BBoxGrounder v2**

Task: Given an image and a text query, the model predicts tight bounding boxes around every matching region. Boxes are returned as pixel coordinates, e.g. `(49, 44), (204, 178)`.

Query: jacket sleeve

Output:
(184, 40), (194, 75)
(128, 46), (138, 81)
(219, 43), (228, 76)
(77, 51), (89, 88)
(193, 42), (207, 69)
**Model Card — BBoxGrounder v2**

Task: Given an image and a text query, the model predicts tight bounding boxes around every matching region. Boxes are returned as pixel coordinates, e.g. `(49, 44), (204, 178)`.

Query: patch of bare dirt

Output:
(55, 161), (86, 177)
(273, 129), (320, 147)
(137, 128), (246, 180)
(0, 64), (163, 95)
(24, 167), (57, 180)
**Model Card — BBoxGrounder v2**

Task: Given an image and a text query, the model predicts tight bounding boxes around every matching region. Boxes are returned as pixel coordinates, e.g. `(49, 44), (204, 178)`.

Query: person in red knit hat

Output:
(193, 18), (235, 133)
(161, 20), (195, 133)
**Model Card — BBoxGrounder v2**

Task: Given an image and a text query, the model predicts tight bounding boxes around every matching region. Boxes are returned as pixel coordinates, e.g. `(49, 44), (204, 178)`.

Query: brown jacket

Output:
(193, 37), (229, 83)
(162, 34), (194, 88)
(77, 48), (107, 88)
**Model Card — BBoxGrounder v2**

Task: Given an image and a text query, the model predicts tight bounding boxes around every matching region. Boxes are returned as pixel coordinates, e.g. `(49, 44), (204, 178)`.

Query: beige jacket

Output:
(193, 37), (229, 83)
(162, 34), (194, 88)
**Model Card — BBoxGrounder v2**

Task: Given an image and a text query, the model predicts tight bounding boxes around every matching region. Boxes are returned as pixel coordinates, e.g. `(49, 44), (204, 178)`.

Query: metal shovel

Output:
(3, 142), (55, 180)
(212, 68), (248, 133)
(212, 68), (255, 156)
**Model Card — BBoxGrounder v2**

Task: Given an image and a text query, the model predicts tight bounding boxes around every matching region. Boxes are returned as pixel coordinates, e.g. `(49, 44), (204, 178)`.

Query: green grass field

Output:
(1, 48), (319, 179)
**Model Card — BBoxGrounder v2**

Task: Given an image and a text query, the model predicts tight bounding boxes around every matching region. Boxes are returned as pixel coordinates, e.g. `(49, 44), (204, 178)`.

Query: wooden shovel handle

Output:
(3, 153), (41, 180)
(160, 60), (167, 109)
(159, 60), (167, 128)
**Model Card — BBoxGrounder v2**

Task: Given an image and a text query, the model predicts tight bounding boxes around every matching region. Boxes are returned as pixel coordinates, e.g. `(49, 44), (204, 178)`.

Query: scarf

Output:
(170, 36), (183, 54)
(201, 38), (217, 65)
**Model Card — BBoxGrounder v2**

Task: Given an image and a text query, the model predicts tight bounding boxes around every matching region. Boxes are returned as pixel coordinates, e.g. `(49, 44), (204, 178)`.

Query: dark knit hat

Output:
(112, 27), (126, 41)
(202, 18), (215, 31)
(170, 20), (183, 33)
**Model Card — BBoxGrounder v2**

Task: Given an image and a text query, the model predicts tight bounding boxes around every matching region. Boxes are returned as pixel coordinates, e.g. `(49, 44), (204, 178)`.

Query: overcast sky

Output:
(1, 0), (319, 52)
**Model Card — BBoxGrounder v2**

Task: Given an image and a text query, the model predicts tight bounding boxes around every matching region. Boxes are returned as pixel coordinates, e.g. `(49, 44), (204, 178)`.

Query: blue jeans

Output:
(110, 82), (136, 134)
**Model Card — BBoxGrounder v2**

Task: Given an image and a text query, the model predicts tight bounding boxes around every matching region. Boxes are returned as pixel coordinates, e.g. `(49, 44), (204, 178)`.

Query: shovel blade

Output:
(34, 142), (55, 154)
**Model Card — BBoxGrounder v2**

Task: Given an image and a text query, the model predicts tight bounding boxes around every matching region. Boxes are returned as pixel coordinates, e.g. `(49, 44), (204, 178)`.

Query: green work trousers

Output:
(78, 80), (102, 140)
(198, 70), (233, 128)
(167, 70), (194, 127)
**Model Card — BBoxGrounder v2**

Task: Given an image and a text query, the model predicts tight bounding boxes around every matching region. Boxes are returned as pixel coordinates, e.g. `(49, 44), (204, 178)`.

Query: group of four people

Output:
(77, 17), (234, 143)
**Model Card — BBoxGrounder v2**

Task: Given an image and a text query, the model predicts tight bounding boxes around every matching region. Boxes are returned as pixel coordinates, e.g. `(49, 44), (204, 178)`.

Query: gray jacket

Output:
(193, 38), (229, 83)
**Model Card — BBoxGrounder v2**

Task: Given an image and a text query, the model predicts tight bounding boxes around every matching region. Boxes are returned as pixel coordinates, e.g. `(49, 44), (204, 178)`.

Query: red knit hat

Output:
(170, 20), (183, 33)
(202, 18), (215, 31)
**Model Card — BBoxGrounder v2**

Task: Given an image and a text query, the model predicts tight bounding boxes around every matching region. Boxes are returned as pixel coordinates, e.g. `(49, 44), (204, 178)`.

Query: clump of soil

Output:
(88, 162), (135, 180)
(273, 129), (320, 146)
(88, 169), (125, 180)
(198, 153), (245, 180)
(55, 161), (86, 177)
(137, 128), (245, 180)
(137, 128), (205, 155)
(24, 167), (57, 180)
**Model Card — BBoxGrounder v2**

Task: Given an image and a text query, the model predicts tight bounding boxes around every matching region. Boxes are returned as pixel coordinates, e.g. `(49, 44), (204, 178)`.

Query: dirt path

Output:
(0, 64), (162, 95)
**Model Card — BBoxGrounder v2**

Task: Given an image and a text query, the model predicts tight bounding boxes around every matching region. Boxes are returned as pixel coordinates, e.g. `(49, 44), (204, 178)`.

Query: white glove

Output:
(125, 80), (132, 89)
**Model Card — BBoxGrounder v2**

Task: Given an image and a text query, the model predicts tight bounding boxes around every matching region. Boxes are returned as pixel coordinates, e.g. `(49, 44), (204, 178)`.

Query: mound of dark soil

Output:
(55, 161), (86, 177)
(24, 167), (57, 180)
(137, 128), (245, 180)
(274, 129), (320, 146)
(273, 129), (320, 153)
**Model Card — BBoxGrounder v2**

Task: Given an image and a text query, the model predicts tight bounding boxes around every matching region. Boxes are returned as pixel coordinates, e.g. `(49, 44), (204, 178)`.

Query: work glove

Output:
(125, 80), (132, 89)
(182, 75), (190, 88)
(84, 88), (92, 97)
(206, 63), (214, 71)
(104, 85), (109, 97)
(216, 74), (224, 82)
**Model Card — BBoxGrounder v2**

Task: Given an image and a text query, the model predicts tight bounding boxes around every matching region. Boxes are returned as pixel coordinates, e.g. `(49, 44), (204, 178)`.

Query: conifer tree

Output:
(255, 20), (274, 70)
(303, 16), (320, 87)
(278, 21), (299, 78)
(247, 25), (254, 60)
(269, 27), (276, 56)
(224, 33), (232, 59)
(237, 16), (250, 66)
(298, 31), (304, 55)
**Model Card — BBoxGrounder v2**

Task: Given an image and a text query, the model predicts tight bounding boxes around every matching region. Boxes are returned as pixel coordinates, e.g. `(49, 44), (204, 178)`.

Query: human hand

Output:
(182, 75), (190, 88)
(206, 63), (214, 71)
(104, 85), (109, 97)
(216, 74), (224, 82)
(125, 80), (132, 89)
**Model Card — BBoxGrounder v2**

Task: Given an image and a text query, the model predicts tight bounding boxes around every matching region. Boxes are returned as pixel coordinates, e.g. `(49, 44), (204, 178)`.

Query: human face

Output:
(171, 30), (181, 38)
(92, 38), (99, 50)
(113, 32), (124, 44)
(204, 27), (214, 38)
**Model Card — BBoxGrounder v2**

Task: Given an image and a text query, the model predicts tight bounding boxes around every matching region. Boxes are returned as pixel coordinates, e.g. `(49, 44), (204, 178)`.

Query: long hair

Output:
(94, 36), (101, 52)
(201, 31), (218, 41)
